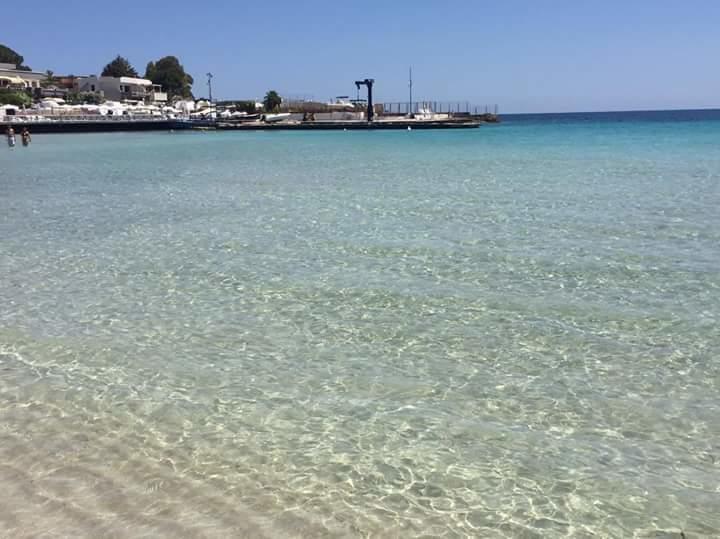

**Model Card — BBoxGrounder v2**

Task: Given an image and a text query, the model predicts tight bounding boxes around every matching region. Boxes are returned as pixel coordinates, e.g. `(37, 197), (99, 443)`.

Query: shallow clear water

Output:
(1, 116), (719, 538)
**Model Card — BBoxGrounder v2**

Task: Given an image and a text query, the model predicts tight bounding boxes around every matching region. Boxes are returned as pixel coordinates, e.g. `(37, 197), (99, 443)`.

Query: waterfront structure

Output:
(38, 85), (69, 99)
(75, 76), (167, 103)
(0, 62), (44, 90)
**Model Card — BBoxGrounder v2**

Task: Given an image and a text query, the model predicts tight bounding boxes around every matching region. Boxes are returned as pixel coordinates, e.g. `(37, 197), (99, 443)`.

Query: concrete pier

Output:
(216, 119), (481, 130)
(1, 118), (482, 134)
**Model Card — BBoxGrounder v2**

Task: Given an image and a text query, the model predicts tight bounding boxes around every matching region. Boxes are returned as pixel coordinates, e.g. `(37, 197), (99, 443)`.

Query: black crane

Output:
(354, 78), (375, 121)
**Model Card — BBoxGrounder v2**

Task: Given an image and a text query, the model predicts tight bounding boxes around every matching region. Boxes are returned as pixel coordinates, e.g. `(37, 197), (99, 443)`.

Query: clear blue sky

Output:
(5, 0), (719, 112)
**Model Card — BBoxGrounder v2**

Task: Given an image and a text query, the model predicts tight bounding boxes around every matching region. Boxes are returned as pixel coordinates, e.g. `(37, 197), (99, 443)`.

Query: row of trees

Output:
(1, 44), (195, 100)
(2, 44), (280, 108)
(98, 56), (288, 110)
(101, 55), (193, 99)
(99, 57), (286, 110)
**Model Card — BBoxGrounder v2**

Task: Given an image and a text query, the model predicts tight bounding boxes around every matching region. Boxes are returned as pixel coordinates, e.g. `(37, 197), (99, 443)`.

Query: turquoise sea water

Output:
(1, 113), (719, 538)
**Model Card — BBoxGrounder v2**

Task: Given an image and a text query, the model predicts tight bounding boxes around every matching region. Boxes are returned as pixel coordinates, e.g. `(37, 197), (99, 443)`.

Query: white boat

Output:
(190, 108), (216, 119)
(227, 111), (261, 121)
(413, 106), (448, 121)
(327, 96), (355, 110)
(263, 112), (291, 123)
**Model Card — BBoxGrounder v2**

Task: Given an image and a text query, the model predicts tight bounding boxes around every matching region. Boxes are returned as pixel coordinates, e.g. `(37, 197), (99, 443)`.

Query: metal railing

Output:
(382, 101), (499, 115)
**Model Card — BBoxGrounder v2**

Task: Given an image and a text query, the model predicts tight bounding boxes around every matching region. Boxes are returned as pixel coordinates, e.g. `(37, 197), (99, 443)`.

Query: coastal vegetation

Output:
(0, 89), (32, 106)
(101, 55), (139, 78)
(1, 45), (196, 106)
(96, 54), (194, 99)
(0, 44), (32, 106)
(0, 44), (31, 70)
(65, 91), (104, 105)
(145, 56), (194, 99)
(263, 90), (281, 112)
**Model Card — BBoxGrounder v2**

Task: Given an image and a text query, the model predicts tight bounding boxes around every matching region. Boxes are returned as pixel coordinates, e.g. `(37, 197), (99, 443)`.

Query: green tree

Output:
(0, 44), (31, 70)
(145, 61), (157, 82)
(101, 55), (138, 78)
(144, 56), (193, 99)
(0, 89), (32, 107)
(263, 90), (281, 112)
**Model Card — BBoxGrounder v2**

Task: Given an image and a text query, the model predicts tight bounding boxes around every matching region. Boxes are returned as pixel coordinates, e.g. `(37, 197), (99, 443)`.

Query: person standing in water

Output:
(21, 127), (31, 147)
(6, 126), (16, 148)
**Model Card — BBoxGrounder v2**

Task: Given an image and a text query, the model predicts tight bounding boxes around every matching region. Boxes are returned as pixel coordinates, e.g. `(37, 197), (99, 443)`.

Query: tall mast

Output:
(409, 67), (413, 115)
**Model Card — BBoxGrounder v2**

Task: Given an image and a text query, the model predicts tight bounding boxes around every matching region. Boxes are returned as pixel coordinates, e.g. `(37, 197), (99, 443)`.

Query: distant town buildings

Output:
(1, 62), (167, 104)
(0, 62), (44, 90)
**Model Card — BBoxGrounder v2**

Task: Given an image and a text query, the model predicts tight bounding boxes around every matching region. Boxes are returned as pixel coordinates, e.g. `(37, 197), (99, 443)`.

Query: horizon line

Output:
(500, 107), (720, 115)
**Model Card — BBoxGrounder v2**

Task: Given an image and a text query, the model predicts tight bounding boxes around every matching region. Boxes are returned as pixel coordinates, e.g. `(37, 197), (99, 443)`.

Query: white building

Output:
(0, 62), (44, 90)
(75, 76), (167, 103)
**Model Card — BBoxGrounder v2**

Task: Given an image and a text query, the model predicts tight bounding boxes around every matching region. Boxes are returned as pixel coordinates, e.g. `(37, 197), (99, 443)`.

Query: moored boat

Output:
(262, 112), (292, 123)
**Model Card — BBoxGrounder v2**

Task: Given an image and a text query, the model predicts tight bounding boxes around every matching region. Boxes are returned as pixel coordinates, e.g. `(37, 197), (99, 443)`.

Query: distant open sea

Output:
(1, 110), (719, 538)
